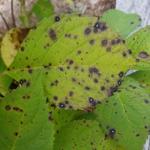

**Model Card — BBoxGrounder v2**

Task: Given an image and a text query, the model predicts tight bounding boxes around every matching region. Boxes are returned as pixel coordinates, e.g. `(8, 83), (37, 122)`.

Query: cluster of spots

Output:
(9, 79), (31, 90)
(65, 33), (78, 39)
(22, 94), (30, 100)
(106, 71), (124, 97)
(84, 21), (107, 36)
(26, 65), (33, 74)
(5, 105), (23, 112)
(101, 38), (125, 52)
(88, 97), (101, 107)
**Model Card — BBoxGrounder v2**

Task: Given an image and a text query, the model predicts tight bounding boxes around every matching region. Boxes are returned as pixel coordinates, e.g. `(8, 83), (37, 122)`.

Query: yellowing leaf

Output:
(1, 28), (29, 67)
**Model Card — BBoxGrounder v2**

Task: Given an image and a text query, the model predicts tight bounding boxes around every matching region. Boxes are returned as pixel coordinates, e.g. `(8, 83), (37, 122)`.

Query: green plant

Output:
(0, 1), (149, 150)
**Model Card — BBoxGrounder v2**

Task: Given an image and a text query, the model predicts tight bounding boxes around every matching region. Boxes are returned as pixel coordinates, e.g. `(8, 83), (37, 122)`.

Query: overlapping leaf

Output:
(101, 9), (141, 38)
(6, 14), (135, 110)
(126, 26), (150, 70)
(94, 74), (150, 150)
(0, 72), (54, 150)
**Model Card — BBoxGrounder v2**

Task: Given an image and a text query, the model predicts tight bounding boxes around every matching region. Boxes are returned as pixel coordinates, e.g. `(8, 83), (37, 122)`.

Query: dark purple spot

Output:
(53, 96), (58, 101)
(108, 128), (116, 138)
(89, 67), (100, 76)
(69, 91), (74, 97)
(84, 27), (92, 35)
(48, 29), (57, 41)
(118, 71), (124, 78)
(138, 51), (149, 59)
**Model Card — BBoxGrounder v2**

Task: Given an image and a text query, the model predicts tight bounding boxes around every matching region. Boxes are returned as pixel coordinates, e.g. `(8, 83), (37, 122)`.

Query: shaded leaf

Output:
(94, 75), (150, 150)
(101, 9), (141, 38)
(7, 14), (135, 110)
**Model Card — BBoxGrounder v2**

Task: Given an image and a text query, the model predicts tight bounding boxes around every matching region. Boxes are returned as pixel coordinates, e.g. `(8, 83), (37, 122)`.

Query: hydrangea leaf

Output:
(0, 73), (55, 150)
(7, 14), (135, 110)
(0, 28), (29, 67)
(54, 120), (124, 150)
(126, 26), (150, 70)
(94, 76), (150, 150)
(101, 9), (141, 38)
(32, 0), (54, 20)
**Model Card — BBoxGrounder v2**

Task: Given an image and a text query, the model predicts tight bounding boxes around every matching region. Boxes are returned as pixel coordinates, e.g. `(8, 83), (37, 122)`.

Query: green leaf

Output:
(0, 72), (55, 150)
(54, 120), (124, 150)
(126, 26), (150, 70)
(101, 9), (141, 38)
(32, 0), (54, 20)
(94, 75), (150, 150)
(7, 14), (135, 110)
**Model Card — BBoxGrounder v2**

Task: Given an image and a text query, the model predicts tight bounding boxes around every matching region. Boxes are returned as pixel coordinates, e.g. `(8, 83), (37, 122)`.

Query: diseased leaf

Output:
(6, 14), (135, 110)
(54, 120), (124, 150)
(126, 26), (150, 70)
(1, 28), (29, 67)
(32, 0), (54, 20)
(0, 72), (54, 150)
(94, 75), (150, 150)
(101, 9), (141, 38)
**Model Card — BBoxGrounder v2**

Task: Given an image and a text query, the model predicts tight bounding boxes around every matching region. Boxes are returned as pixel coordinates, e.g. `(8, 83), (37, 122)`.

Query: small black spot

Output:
(93, 78), (98, 83)
(138, 51), (149, 59)
(48, 29), (57, 41)
(122, 51), (127, 57)
(69, 91), (74, 97)
(58, 67), (64, 71)
(28, 68), (33, 74)
(5, 105), (11, 111)
(117, 80), (122, 86)
(118, 71), (124, 78)
(128, 49), (132, 54)
(144, 99), (149, 104)
(136, 133), (140, 137)
(89, 39), (95, 45)
(9, 80), (19, 90)
(53, 96), (58, 101)
(54, 16), (60, 22)
(84, 27), (91, 35)
(100, 86), (105, 91)
(101, 39), (108, 46)
(14, 132), (18, 136)
(85, 86), (90, 90)
(77, 50), (81, 55)
(20, 47), (24, 51)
